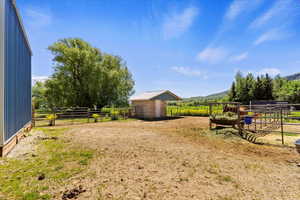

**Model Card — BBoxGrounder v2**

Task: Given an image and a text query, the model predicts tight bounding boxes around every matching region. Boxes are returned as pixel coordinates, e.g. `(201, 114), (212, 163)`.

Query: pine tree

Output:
(252, 76), (264, 100)
(262, 74), (273, 100)
(228, 82), (236, 101)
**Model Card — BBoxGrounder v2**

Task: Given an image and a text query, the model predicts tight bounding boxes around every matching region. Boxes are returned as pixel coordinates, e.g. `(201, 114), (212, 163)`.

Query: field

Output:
(167, 105), (223, 116)
(1, 117), (300, 199)
(167, 106), (300, 127)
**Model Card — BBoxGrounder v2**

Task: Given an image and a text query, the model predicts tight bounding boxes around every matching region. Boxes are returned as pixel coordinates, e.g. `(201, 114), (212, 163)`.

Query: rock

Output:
(38, 173), (45, 181)
(62, 185), (86, 200)
(138, 165), (144, 169)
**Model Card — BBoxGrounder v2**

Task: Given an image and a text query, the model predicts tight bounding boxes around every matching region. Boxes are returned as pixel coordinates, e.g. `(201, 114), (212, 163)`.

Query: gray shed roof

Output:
(130, 90), (181, 101)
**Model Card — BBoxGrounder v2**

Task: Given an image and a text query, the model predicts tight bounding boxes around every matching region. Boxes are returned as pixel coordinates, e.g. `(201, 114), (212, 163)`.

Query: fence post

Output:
(237, 103), (242, 136)
(53, 109), (56, 126)
(209, 103), (212, 130)
(254, 114), (257, 132)
(280, 106), (284, 145)
(32, 106), (36, 127)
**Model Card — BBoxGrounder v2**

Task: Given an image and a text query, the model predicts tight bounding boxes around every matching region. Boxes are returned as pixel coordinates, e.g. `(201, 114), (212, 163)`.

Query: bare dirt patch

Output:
(7, 130), (45, 158)
(60, 117), (300, 200)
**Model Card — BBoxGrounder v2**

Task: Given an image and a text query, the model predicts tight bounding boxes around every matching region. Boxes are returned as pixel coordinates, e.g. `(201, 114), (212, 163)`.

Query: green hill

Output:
(285, 73), (300, 81)
(186, 91), (228, 101)
(186, 72), (300, 101)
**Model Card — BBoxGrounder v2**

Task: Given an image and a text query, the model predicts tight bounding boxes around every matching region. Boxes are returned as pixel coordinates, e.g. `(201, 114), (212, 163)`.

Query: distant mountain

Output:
(186, 72), (300, 101)
(285, 73), (300, 81)
(186, 91), (228, 101)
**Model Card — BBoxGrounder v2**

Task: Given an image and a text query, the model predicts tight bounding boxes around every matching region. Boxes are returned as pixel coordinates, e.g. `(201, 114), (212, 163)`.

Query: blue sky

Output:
(17, 0), (300, 97)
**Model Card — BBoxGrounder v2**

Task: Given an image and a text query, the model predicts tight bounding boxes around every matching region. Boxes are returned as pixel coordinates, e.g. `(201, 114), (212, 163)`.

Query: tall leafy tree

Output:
(45, 38), (134, 109)
(277, 80), (300, 103)
(32, 81), (47, 109)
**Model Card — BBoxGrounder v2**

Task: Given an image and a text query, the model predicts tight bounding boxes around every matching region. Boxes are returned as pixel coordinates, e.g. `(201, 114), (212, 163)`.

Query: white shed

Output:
(130, 90), (181, 119)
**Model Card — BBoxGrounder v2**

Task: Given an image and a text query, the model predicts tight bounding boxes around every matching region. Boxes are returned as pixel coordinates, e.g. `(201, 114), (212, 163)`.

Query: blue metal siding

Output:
(4, 0), (31, 142)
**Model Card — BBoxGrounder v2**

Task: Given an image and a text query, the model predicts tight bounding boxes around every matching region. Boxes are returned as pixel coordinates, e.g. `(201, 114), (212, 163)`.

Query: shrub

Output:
(110, 111), (119, 120)
(92, 114), (100, 122)
(46, 114), (57, 126)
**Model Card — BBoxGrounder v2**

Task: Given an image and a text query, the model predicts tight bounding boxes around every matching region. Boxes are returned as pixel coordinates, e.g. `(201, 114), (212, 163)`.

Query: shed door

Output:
(155, 100), (161, 118)
(134, 105), (144, 117)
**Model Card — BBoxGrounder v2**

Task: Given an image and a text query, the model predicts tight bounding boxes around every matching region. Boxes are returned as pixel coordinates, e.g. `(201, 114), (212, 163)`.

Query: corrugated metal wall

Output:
(4, 0), (31, 143)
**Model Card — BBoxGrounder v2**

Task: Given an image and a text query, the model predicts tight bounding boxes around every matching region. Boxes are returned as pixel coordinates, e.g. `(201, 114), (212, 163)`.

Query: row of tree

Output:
(33, 38), (135, 110)
(228, 72), (300, 104)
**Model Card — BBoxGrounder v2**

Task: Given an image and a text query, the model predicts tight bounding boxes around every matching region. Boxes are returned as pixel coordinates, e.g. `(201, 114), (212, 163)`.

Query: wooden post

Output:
(277, 111), (280, 128)
(32, 106), (36, 127)
(53, 109), (56, 126)
(280, 107), (284, 145)
(260, 114), (262, 129)
(209, 104), (212, 130)
(264, 112), (267, 126)
(254, 115), (257, 132)
(237, 103), (242, 136)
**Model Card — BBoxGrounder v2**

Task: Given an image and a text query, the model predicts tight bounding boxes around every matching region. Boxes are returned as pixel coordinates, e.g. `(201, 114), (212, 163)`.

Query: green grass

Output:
(0, 128), (95, 200)
(167, 105), (223, 117)
(289, 111), (300, 117)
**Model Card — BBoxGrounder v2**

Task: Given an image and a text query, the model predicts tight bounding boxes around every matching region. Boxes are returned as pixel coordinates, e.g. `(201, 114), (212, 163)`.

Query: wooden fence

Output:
(32, 107), (131, 127)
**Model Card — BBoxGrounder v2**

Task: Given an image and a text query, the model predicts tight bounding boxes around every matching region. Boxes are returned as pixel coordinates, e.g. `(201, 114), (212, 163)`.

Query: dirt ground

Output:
(47, 116), (300, 200)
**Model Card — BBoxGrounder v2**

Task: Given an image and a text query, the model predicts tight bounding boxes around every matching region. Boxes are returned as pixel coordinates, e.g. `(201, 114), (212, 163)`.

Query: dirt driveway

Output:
(63, 117), (300, 200)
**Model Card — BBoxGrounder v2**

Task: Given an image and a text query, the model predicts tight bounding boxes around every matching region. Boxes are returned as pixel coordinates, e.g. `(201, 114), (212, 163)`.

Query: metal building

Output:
(131, 90), (181, 119)
(0, 0), (32, 156)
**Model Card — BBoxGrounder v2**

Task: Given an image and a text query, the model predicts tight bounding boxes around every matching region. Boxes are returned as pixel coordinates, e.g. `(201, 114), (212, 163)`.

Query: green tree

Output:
(232, 72), (255, 104)
(32, 81), (47, 109)
(234, 71), (244, 102)
(262, 74), (273, 100)
(273, 75), (287, 99)
(228, 82), (236, 101)
(252, 76), (264, 100)
(45, 38), (134, 109)
(277, 80), (300, 103)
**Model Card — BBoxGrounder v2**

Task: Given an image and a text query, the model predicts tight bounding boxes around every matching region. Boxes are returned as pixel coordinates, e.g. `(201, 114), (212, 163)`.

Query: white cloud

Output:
(225, 0), (263, 21)
(253, 28), (292, 46)
(258, 68), (281, 76)
(171, 66), (205, 78)
(249, 0), (296, 29)
(162, 6), (199, 39)
(230, 52), (248, 62)
(196, 47), (229, 64)
(24, 7), (52, 29)
(237, 68), (281, 77)
(32, 76), (48, 85)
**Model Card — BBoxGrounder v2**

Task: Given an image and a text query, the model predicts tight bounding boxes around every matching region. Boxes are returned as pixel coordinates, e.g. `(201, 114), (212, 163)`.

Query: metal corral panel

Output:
(4, 0), (32, 143)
